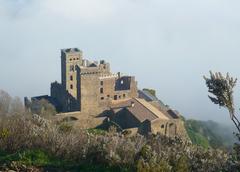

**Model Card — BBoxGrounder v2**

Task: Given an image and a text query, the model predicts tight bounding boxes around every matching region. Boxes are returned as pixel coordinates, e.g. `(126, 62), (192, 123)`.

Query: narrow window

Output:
(119, 95), (121, 99)
(100, 88), (103, 94)
(70, 75), (73, 81)
(114, 95), (118, 100)
(100, 81), (104, 86)
(70, 65), (74, 71)
(123, 94), (126, 98)
(70, 84), (73, 89)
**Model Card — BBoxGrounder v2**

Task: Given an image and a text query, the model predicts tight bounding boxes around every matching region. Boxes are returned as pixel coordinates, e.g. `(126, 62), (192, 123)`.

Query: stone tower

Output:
(61, 48), (83, 99)
(50, 48), (138, 113)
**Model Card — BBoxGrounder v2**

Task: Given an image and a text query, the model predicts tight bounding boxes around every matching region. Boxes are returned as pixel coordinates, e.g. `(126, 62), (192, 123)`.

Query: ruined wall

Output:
(51, 82), (80, 112)
(51, 82), (66, 112)
(150, 119), (170, 135)
(99, 76), (138, 103)
(150, 118), (189, 139)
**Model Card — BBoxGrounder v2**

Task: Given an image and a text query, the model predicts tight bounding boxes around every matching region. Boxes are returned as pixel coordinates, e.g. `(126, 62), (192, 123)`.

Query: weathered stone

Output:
(26, 48), (189, 139)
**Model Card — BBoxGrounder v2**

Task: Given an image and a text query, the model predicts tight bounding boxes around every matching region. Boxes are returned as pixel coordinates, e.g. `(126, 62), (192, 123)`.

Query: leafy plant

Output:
(204, 71), (240, 132)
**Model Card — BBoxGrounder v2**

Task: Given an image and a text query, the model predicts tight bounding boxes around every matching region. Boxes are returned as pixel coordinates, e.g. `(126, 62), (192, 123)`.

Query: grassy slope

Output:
(0, 149), (131, 172)
(185, 119), (236, 149)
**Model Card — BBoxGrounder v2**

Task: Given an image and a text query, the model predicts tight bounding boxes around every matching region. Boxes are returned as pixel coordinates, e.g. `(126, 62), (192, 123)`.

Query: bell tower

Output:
(61, 48), (83, 99)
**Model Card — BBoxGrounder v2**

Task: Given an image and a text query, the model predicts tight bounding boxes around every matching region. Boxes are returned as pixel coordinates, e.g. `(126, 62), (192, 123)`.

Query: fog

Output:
(1, 0), (240, 124)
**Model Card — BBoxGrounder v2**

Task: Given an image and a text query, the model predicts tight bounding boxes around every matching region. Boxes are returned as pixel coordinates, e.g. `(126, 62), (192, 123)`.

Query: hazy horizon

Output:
(1, 0), (240, 124)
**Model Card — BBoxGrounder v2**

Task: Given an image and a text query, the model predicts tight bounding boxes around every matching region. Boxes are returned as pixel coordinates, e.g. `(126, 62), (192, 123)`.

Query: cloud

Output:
(1, 0), (240, 124)
(40, 0), (116, 22)
(0, 0), (118, 22)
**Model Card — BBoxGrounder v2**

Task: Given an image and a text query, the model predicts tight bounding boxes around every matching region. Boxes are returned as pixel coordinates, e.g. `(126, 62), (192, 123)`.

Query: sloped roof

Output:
(135, 98), (169, 120)
(138, 90), (166, 109)
(167, 109), (180, 119)
(111, 98), (169, 123)
(138, 90), (158, 101)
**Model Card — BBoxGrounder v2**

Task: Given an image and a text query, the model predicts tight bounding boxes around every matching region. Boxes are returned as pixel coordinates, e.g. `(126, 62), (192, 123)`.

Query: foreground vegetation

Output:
(0, 81), (240, 172)
(0, 114), (239, 172)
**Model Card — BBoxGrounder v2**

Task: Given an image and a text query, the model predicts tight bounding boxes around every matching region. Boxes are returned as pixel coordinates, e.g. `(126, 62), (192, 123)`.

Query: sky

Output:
(1, 0), (240, 124)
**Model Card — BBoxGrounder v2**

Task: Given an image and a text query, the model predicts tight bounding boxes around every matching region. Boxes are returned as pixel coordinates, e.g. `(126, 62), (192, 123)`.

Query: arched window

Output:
(100, 88), (103, 94)
(70, 84), (73, 89)
(70, 75), (73, 81)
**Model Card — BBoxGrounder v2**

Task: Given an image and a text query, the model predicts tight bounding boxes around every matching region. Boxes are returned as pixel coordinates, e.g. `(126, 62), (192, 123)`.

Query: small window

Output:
(100, 88), (103, 94)
(161, 125), (165, 129)
(70, 59), (72, 61)
(73, 58), (76, 60)
(119, 95), (121, 99)
(114, 95), (118, 100)
(100, 81), (103, 86)
(70, 84), (73, 89)
(101, 97), (104, 100)
(107, 95), (110, 98)
(123, 94), (126, 98)
(70, 75), (73, 81)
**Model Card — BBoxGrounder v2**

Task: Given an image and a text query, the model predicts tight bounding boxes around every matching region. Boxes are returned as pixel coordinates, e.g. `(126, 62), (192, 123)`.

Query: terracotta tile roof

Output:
(111, 98), (169, 122)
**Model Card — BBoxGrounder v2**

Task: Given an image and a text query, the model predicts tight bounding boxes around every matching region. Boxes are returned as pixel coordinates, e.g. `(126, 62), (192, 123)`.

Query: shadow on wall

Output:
(115, 77), (132, 91)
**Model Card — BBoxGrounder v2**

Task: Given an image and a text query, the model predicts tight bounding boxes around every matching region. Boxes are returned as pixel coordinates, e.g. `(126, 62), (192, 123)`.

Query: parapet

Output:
(61, 48), (82, 54)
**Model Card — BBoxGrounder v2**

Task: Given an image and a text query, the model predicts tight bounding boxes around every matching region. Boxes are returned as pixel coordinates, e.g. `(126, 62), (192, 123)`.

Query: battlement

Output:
(99, 74), (118, 79)
(61, 48), (82, 54)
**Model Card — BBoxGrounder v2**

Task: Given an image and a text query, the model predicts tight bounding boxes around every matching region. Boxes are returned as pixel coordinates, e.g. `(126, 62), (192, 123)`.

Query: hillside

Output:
(185, 119), (236, 149)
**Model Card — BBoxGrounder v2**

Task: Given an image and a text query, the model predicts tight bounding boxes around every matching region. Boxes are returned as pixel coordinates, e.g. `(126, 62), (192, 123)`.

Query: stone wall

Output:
(50, 49), (138, 115)
(150, 118), (189, 139)
(111, 109), (141, 129)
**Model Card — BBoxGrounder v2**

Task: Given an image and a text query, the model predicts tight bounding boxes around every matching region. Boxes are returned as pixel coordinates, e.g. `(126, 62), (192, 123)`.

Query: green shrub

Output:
(59, 122), (73, 133)
(173, 155), (189, 172)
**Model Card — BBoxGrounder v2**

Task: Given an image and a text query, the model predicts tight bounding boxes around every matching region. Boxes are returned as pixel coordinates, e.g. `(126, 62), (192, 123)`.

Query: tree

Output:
(204, 71), (240, 133)
(143, 88), (156, 97)
(9, 96), (25, 115)
(31, 99), (56, 118)
(0, 90), (11, 115)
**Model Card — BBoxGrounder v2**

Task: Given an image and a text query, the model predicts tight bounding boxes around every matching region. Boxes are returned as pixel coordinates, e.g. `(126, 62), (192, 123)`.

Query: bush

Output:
(0, 115), (237, 172)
